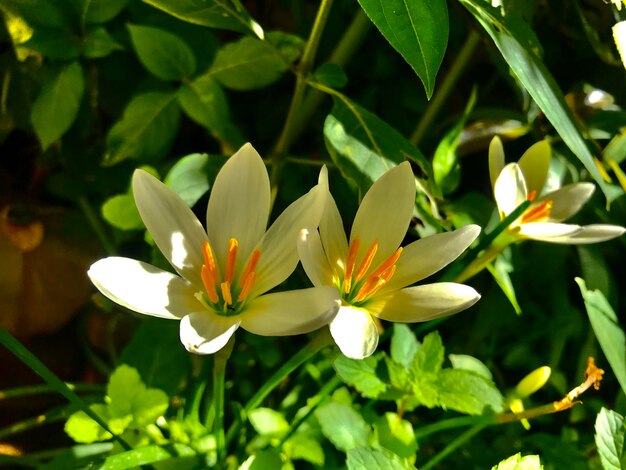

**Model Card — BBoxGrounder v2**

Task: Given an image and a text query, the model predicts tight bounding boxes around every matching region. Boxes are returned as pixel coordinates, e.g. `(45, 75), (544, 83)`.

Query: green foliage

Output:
(346, 446), (415, 470)
(493, 453), (543, 469)
(595, 408), (626, 470)
(315, 401), (372, 452)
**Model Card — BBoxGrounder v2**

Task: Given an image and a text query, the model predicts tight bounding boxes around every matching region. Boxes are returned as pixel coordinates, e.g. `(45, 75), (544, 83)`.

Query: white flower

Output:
(88, 144), (339, 354)
(297, 162), (481, 359)
(489, 136), (625, 244)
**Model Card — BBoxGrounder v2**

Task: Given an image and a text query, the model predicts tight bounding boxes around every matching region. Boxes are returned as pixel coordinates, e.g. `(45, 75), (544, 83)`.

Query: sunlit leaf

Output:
(334, 355), (387, 399)
(390, 324), (419, 369)
(410, 331), (444, 375)
(101, 194), (142, 231)
(492, 452), (542, 469)
(449, 354), (493, 380)
(346, 446), (415, 470)
(248, 408), (289, 437)
(435, 368), (504, 415)
(594, 408), (626, 470)
(98, 445), (172, 469)
(375, 413), (417, 458)
(315, 402), (371, 452)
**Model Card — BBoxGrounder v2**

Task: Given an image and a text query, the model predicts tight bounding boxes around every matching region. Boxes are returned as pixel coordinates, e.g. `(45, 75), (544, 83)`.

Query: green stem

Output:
(413, 415), (490, 441)
(270, 0), (335, 204)
(410, 30), (481, 146)
(225, 329), (333, 446)
(0, 383), (104, 400)
(78, 196), (116, 255)
(420, 423), (488, 470)
(213, 337), (234, 466)
(0, 404), (74, 440)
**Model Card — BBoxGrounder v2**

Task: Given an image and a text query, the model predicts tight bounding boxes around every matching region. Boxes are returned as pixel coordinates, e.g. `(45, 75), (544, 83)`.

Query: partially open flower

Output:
(298, 162), (481, 359)
(489, 136), (625, 244)
(88, 144), (339, 354)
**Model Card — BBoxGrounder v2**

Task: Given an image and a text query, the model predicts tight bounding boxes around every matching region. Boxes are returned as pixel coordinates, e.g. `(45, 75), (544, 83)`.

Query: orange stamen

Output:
(221, 281), (233, 305)
(354, 265), (396, 302)
(237, 272), (256, 302)
(522, 200), (553, 224)
(240, 249), (261, 284)
(527, 190), (538, 202)
(355, 241), (378, 281)
(201, 242), (219, 303)
(225, 238), (238, 283)
(366, 247), (403, 281)
(343, 237), (360, 294)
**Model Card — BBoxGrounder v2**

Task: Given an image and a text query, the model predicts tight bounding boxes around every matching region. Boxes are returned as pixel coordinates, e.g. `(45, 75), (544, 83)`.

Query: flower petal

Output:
(518, 222), (582, 240)
(489, 136), (505, 191)
(370, 283), (480, 323)
(494, 163), (527, 217)
(541, 183), (594, 222)
(88, 257), (201, 319)
(241, 286), (340, 336)
(206, 143), (271, 274)
(249, 183), (326, 297)
(524, 224), (625, 244)
(518, 140), (551, 194)
(319, 173), (349, 280)
(180, 312), (240, 354)
(298, 227), (335, 287)
(379, 225), (481, 294)
(351, 162), (415, 266)
(133, 170), (208, 287)
(329, 305), (379, 359)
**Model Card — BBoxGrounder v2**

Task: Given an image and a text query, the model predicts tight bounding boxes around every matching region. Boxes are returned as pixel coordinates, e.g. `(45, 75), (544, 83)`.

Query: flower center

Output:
(200, 238), (261, 315)
(521, 190), (553, 224)
(341, 237), (402, 305)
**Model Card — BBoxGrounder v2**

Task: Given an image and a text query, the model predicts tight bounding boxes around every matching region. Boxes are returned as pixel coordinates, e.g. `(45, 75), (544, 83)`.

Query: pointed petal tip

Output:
(180, 313), (240, 355)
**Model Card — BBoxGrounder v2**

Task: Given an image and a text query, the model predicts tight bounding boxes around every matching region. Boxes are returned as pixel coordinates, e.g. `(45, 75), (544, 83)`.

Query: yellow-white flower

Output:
(489, 136), (626, 243)
(88, 144), (339, 354)
(297, 162), (481, 359)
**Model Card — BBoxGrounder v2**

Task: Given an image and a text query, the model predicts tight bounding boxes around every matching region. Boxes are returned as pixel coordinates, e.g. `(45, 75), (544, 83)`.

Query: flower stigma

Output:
(198, 238), (261, 315)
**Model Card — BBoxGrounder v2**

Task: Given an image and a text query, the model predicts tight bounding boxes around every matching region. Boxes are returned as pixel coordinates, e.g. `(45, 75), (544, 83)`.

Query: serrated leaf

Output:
(459, 0), (610, 198)
(105, 91), (180, 164)
(323, 94), (434, 195)
(492, 452), (543, 469)
(133, 388), (169, 427)
(595, 408), (626, 470)
(31, 62), (85, 150)
(315, 402), (371, 452)
(143, 0), (264, 38)
(411, 331), (444, 374)
(209, 32), (303, 90)
(164, 153), (210, 207)
(448, 354), (493, 380)
(334, 355), (387, 399)
(576, 278), (626, 396)
(356, 0), (448, 98)
(64, 404), (112, 443)
(101, 194), (142, 231)
(248, 408), (289, 437)
(346, 446), (415, 470)
(390, 324), (419, 369)
(128, 24), (196, 81)
(435, 368), (504, 415)
(375, 413), (417, 458)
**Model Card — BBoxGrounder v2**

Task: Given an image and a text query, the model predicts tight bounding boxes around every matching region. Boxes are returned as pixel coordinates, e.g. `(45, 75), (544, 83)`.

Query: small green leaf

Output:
(83, 27), (122, 59)
(314, 63), (348, 88)
(577, 278), (626, 396)
(240, 449), (285, 470)
(101, 194), (142, 231)
(83, 0), (129, 24)
(209, 32), (304, 90)
(346, 446), (415, 470)
(31, 62), (85, 150)
(435, 368), (504, 415)
(99, 445), (172, 470)
(390, 324), (419, 369)
(448, 354), (493, 381)
(594, 408), (626, 470)
(105, 91), (180, 164)
(248, 408), (289, 437)
(334, 355), (387, 399)
(284, 433), (325, 466)
(64, 404), (112, 443)
(356, 0), (448, 98)
(128, 24), (196, 81)
(375, 413), (417, 458)
(164, 153), (210, 207)
(411, 331), (444, 374)
(492, 452), (543, 469)
(315, 402), (371, 452)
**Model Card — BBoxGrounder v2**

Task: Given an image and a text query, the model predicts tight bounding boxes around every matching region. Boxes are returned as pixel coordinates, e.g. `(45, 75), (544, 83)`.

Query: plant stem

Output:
(0, 383), (104, 400)
(413, 415), (489, 441)
(410, 30), (481, 146)
(270, 0), (335, 204)
(420, 423), (488, 470)
(225, 329), (333, 447)
(78, 196), (115, 255)
(213, 337), (234, 466)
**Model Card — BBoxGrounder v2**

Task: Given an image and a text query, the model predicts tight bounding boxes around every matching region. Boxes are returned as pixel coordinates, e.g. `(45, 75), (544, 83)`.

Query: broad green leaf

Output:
(334, 354), (387, 399)
(314, 63), (348, 88)
(576, 278), (626, 396)
(143, 0), (264, 38)
(240, 449), (285, 470)
(25, 29), (82, 59)
(209, 32), (304, 90)
(459, 0), (610, 198)
(99, 445), (172, 470)
(315, 402), (371, 452)
(284, 433), (325, 466)
(375, 413), (417, 458)
(323, 94), (434, 195)
(391, 324), (419, 369)
(356, 0), (448, 98)
(128, 24), (196, 81)
(164, 153), (211, 207)
(492, 452), (543, 469)
(105, 91), (180, 164)
(83, 27), (122, 58)
(64, 404), (112, 443)
(595, 408), (626, 470)
(248, 408), (289, 437)
(411, 331), (444, 374)
(82, 0), (129, 24)
(101, 194), (143, 230)
(31, 62), (85, 150)
(436, 368), (504, 415)
(346, 446), (415, 470)
(448, 354), (493, 380)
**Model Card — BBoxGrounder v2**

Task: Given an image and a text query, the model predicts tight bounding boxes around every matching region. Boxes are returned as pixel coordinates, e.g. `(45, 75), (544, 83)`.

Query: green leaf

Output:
(323, 94), (434, 195)
(594, 408), (626, 470)
(314, 63), (348, 88)
(356, 0), (448, 99)
(315, 402), (371, 452)
(83, 27), (122, 58)
(143, 0), (264, 38)
(83, 0), (129, 24)
(101, 194), (142, 231)
(128, 24), (197, 81)
(164, 153), (210, 207)
(99, 445), (172, 470)
(459, 0), (610, 198)
(64, 404), (112, 443)
(448, 354), (493, 381)
(334, 354), (387, 399)
(576, 278), (626, 396)
(411, 331), (444, 375)
(390, 324), (419, 369)
(435, 368), (504, 415)
(248, 408), (289, 437)
(31, 62), (85, 150)
(209, 32), (304, 90)
(375, 413), (417, 458)
(487, 249), (522, 315)
(240, 449), (285, 470)
(105, 91), (180, 164)
(346, 446), (415, 470)
(284, 433), (325, 466)
(492, 452), (543, 469)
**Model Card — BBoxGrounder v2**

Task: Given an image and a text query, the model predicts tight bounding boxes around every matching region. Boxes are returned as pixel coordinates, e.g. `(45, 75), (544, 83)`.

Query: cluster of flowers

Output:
(88, 141), (624, 360)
